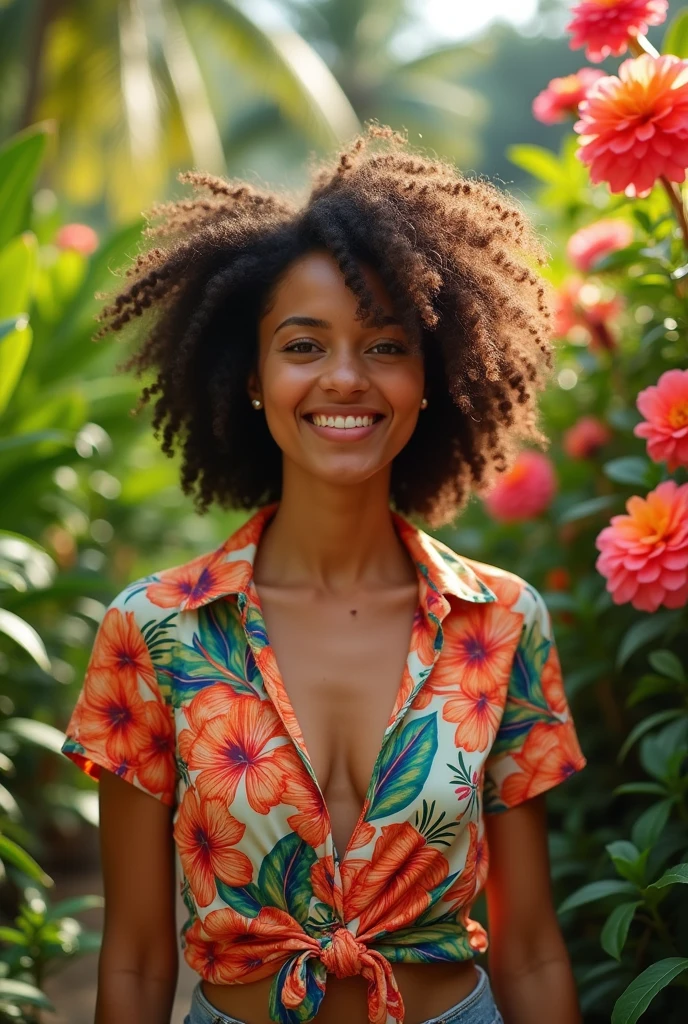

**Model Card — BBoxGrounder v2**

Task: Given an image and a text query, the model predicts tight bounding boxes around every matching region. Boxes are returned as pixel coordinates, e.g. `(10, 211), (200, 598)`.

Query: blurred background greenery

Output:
(1, 0), (688, 1021)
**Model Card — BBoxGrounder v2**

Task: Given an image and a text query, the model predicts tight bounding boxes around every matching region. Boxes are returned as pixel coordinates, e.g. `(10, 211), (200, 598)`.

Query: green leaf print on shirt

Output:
(366, 713), (438, 821)
(215, 879), (264, 918)
(489, 605), (560, 757)
(258, 833), (318, 926)
(154, 605), (264, 704)
(373, 918), (476, 962)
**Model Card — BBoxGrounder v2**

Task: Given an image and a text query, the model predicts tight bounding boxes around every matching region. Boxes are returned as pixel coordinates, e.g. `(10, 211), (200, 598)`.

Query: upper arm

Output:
(483, 795), (553, 940)
(98, 767), (178, 980)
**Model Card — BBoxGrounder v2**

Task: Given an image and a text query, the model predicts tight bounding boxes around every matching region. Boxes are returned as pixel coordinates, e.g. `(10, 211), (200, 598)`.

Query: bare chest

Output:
(255, 584), (418, 852)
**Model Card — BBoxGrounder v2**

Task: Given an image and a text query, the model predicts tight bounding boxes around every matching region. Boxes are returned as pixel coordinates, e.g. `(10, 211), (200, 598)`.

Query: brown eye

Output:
(369, 341), (405, 354)
(284, 339), (319, 353)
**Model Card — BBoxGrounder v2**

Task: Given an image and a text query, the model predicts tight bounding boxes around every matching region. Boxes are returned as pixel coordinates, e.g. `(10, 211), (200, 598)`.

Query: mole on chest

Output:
(257, 591), (417, 778)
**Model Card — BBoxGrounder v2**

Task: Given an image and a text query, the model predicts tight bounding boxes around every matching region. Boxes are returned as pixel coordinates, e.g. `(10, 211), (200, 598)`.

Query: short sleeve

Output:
(483, 584), (586, 815)
(61, 592), (177, 808)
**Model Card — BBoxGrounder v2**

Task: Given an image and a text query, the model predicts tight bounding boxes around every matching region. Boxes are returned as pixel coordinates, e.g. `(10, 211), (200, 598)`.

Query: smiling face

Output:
(248, 250), (426, 491)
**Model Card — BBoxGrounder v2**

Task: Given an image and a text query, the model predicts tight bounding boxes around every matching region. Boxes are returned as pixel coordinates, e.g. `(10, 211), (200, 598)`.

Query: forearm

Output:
(489, 954), (582, 1024)
(94, 966), (177, 1024)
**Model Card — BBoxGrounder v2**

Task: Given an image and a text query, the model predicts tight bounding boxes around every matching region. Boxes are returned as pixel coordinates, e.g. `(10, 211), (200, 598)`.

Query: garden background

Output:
(0, 0), (687, 1021)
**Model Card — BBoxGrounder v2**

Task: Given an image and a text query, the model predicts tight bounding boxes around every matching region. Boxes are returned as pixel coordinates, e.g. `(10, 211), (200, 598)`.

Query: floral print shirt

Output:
(61, 502), (586, 1024)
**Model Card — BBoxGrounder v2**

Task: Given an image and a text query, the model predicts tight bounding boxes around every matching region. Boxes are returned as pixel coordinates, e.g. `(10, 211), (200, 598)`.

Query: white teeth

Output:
(310, 414), (377, 429)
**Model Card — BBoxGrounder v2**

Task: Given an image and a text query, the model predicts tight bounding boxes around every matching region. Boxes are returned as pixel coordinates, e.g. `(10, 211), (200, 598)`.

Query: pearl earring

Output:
(251, 398), (263, 409)
(420, 397), (428, 410)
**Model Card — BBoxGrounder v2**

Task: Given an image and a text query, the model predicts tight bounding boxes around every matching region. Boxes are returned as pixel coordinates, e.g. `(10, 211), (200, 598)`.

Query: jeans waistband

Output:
(187, 964), (500, 1024)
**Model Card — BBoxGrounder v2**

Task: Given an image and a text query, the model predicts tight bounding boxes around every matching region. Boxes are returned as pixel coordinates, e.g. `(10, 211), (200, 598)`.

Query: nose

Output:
(317, 346), (370, 397)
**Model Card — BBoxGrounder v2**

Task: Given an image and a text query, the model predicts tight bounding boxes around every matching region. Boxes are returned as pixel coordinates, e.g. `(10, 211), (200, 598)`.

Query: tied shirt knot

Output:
(319, 927), (368, 979)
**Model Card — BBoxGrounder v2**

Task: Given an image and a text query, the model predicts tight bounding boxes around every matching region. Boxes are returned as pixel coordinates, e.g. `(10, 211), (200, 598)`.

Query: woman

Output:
(62, 125), (586, 1024)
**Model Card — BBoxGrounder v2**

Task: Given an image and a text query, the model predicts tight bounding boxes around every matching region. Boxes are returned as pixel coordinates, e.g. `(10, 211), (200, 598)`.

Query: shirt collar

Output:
(169, 501), (497, 611)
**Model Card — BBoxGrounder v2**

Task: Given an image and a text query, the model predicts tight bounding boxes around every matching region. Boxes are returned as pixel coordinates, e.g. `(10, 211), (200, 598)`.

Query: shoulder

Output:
(432, 536), (552, 634)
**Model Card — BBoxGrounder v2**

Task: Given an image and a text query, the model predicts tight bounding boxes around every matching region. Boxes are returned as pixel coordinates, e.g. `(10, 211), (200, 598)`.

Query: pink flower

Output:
(566, 219), (634, 273)
(573, 54), (688, 199)
(56, 223), (99, 255)
(553, 277), (623, 351)
(634, 369), (688, 471)
(566, 0), (669, 63)
(532, 68), (606, 124)
(564, 416), (613, 459)
(483, 451), (557, 522)
(595, 480), (688, 611)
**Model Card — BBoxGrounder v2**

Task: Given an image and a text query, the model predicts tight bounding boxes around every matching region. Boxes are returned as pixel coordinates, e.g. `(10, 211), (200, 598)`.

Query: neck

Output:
(252, 465), (416, 594)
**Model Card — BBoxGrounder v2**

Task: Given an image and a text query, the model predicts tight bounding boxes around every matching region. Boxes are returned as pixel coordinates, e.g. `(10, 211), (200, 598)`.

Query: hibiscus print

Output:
(174, 787), (253, 907)
(188, 695), (298, 814)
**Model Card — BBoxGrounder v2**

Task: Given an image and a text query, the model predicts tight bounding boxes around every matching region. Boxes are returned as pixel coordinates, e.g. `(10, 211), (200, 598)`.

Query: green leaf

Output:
(0, 123), (52, 250)
(631, 800), (673, 851)
(601, 902), (641, 961)
(0, 927), (27, 945)
(0, 609), (51, 673)
(648, 650), (686, 684)
(45, 894), (105, 920)
(613, 782), (667, 797)
(662, 9), (688, 57)
(558, 879), (639, 916)
(590, 243), (645, 272)
(0, 318), (32, 417)
(617, 709), (683, 763)
(627, 674), (682, 708)
(2, 718), (66, 754)
(0, 835), (52, 886)
(616, 612), (682, 670)
(602, 457), (653, 487)
(640, 719), (688, 781)
(646, 863), (688, 892)
(558, 495), (618, 525)
(0, 977), (54, 1010)
(0, 315), (25, 342)
(606, 841), (649, 886)
(0, 232), (38, 318)
(506, 144), (563, 183)
(611, 958), (688, 1024)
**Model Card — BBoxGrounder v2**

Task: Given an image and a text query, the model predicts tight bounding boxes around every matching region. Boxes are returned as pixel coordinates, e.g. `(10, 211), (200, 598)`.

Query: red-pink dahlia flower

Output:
(56, 223), (99, 255)
(634, 368), (688, 471)
(567, 0), (669, 64)
(553, 277), (624, 351)
(595, 480), (688, 611)
(483, 451), (557, 522)
(564, 416), (613, 458)
(566, 218), (634, 272)
(532, 68), (606, 124)
(574, 53), (688, 198)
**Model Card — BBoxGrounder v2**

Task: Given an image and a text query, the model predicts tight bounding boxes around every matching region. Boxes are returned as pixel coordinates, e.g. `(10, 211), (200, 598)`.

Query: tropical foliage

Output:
(1, 1), (688, 1023)
(440, 5), (688, 1021)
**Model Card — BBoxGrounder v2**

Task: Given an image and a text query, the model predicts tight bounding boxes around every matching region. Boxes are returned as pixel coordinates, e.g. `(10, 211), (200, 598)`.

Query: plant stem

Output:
(625, 35), (688, 253)
(659, 177), (688, 254)
(649, 904), (679, 955)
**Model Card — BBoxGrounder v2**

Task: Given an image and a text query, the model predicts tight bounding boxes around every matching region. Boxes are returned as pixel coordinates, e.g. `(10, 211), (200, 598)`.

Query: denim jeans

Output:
(184, 965), (505, 1024)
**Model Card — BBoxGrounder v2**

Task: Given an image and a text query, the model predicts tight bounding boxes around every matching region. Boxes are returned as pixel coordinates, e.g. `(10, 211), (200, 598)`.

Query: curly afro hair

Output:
(100, 123), (557, 528)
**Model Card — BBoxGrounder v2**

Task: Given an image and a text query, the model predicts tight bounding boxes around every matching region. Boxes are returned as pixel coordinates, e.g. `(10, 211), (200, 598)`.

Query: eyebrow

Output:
(273, 314), (401, 335)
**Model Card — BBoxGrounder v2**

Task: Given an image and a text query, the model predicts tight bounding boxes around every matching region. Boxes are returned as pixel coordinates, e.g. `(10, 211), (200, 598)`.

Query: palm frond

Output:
(186, 0), (359, 146)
